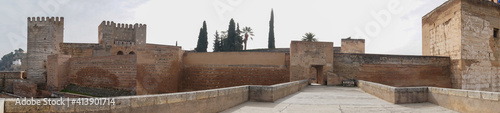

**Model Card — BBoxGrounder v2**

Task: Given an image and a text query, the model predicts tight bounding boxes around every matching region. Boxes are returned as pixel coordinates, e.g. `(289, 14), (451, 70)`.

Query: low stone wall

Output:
(3, 85), (248, 113)
(428, 87), (500, 113)
(359, 80), (500, 113)
(2, 80), (307, 112)
(249, 79), (308, 102)
(358, 80), (428, 104)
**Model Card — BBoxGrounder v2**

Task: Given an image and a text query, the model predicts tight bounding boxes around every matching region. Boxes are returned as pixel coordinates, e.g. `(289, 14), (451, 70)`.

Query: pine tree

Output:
(195, 21), (208, 52)
(268, 9), (276, 49)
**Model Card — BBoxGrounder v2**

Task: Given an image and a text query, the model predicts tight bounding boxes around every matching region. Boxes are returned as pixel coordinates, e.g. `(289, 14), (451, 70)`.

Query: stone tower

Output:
(97, 21), (146, 56)
(340, 38), (365, 54)
(26, 17), (64, 86)
(423, 0), (500, 91)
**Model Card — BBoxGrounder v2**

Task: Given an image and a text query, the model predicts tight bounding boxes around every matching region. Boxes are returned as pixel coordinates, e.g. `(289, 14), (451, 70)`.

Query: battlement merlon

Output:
(27, 17), (64, 25)
(98, 20), (147, 46)
(98, 20), (147, 30)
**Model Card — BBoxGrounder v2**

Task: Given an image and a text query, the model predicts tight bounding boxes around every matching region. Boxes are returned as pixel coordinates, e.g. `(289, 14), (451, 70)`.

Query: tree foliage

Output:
(195, 21), (208, 52)
(0, 48), (25, 71)
(213, 30), (222, 52)
(268, 9), (276, 49)
(302, 32), (318, 42)
(242, 26), (254, 50)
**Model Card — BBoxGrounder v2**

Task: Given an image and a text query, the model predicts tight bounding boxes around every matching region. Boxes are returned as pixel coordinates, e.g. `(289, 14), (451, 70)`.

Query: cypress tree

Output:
(195, 21), (208, 52)
(227, 19), (236, 51)
(213, 30), (221, 52)
(268, 9), (276, 49)
(235, 23), (243, 50)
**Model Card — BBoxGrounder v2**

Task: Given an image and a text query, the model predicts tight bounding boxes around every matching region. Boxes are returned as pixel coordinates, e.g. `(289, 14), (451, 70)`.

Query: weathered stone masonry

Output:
(423, 0), (500, 91)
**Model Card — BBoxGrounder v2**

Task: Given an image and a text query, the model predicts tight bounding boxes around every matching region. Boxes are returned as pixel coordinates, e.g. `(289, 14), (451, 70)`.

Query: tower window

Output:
(117, 51), (124, 55)
(129, 51), (135, 55)
(494, 28), (499, 38)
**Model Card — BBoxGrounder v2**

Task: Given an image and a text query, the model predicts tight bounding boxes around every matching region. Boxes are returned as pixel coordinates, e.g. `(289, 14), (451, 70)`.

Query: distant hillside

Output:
(0, 48), (25, 71)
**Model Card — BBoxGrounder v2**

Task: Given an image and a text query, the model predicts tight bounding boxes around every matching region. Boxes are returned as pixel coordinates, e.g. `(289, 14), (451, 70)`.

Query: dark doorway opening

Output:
(117, 51), (124, 55)
(310, 65), (324, 85)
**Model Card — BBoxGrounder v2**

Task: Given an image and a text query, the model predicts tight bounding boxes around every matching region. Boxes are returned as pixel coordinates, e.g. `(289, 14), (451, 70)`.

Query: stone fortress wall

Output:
(14, 17), (457, 97)
(334, 54), (452, 88)
(181, 52), (290, 91)
(423, 0), (500, 92)
(11, 0), (500, 98)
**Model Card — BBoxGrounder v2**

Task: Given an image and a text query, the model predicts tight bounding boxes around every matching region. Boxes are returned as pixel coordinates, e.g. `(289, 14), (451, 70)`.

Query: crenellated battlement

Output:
(98, 20), (147, 46)
(99, 21), (146, 30)
(27, 17), (64, 24)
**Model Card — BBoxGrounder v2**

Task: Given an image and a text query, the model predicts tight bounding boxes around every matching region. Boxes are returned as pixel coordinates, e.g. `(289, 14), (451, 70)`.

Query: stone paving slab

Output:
(222, 86), (457, 113)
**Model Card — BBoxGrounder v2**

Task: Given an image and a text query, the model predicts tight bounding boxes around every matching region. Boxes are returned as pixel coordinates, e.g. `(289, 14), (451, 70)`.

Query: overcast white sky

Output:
(0, 0), (448, 56)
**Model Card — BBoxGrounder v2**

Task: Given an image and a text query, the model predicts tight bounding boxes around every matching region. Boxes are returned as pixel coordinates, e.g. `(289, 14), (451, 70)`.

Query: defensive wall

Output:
(359, 80), (500, 113)
(181, 52), (290, 91)
(68, 55), (137, 92)
(41, 40), (456, 97)
(1, 79), (308, 113)
(334, 53), (452, 87)
(135, 44), (184, 95)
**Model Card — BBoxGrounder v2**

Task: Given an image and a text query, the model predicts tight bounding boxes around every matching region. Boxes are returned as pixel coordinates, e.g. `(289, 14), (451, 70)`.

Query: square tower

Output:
(340, 38), (365, 54)
(423, 0), (500, 91)
(26, 17), (64, 86)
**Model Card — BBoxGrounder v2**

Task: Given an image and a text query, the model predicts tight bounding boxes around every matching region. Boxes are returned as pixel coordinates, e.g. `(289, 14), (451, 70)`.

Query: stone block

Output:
(448, 89), (467, 97)
(111, 97), (131, 112)
(166, 93), (185, 104)
(182, 92), (196, 101)
(467, 91), (481, 99)
(218, 88), (228, 96)
(438, 88), (449, 95)
(130, 95), (156, 108)
(207, 89), (218, 98)
(195, 91), (209, 100)
(49, 98), (75, 112)
(481, 92), (499, 101)
(155, 94), (168, 105)
(4, 99), (48, 112)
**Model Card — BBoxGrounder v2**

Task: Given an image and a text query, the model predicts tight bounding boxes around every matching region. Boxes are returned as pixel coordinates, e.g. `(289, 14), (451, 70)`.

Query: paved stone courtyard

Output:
(222, 86), (457, 113)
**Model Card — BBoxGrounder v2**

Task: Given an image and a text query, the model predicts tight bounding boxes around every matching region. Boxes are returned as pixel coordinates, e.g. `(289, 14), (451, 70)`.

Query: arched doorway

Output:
(117, 51), (124, 55)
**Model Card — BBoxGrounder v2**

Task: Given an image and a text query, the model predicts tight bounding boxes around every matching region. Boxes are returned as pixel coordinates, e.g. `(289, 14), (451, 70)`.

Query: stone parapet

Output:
(2, 79), (307, 112)
(359, 80), (500, 113)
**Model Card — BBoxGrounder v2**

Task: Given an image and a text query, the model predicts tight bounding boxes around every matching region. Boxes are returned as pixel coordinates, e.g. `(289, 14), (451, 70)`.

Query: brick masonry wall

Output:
(341, 39), (365, 53)
(0, 72), (23, 93)
(181, 52), (289, 91)
(46, 54), (71, 91)
(334, 53), (452, 87)
(290, 41), (334, 85)
(136, 44), (183, 95)
(60, 43), (97, 58)
(68, 55), (137, 92)
(12, 79), (37, 97)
